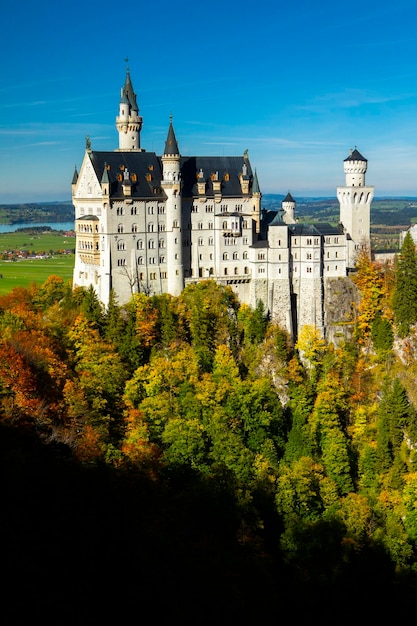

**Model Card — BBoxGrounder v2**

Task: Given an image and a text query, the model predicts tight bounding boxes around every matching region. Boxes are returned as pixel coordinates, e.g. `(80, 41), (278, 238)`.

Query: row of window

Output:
(289, 237), (340, 246)
(256, 251), (341, 261)
(115, 220), (249, 233)
(255, 265), (340, 275)
(78, 224), (99, 233)
(116, 205), (165, 216)
(117, 237), (249, 250)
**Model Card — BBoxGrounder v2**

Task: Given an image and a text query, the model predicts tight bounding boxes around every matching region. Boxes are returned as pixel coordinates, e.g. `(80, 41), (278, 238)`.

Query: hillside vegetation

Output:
(1, 235), (417, 621)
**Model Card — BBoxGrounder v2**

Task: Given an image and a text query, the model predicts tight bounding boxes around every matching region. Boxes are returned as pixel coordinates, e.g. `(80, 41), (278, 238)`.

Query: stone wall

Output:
(323, 276), (358, 345)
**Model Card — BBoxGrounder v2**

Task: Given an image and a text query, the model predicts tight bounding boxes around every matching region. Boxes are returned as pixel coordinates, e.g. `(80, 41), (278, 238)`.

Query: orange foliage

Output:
(121, 407), (161, 470)
(352, 251), (392, 343)
(131, 293), (159, 348)
(74, 424), (104, 462)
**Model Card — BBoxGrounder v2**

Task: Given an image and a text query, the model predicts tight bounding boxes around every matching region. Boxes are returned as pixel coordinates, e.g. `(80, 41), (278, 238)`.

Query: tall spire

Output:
(120, 59), (138, 112)
(116, 63), (143, 151)
(164, 114), (180, 156)
(252, 169), (260, 194)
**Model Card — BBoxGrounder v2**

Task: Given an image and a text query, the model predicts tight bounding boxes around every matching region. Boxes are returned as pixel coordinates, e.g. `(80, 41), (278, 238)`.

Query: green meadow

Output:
(0, 230), (75, 295)
(0, 230), (75, 253)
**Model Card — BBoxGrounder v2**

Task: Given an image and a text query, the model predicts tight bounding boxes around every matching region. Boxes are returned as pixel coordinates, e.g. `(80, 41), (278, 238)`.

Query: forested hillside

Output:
(2, 237), (417, 622)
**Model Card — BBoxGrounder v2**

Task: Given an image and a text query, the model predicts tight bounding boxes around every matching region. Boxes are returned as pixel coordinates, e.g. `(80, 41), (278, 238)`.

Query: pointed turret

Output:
(101, 163), (110, 197)
(116, 64), (143, 151)
(251, 168), (262, 233)
(252, 169), (260, 194)
(71, 165), (79, 197)
(121, 66), (139, 112)
(164, 115), (180, 156)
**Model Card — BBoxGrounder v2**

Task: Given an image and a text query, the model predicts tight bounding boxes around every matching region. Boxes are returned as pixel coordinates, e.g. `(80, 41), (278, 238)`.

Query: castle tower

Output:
(336, 148), (374, 268)
(116, 65), (143, 151)
(281, 192), (296, 224)
(251, 169), (262, 233)
(161, 116), (184, 296)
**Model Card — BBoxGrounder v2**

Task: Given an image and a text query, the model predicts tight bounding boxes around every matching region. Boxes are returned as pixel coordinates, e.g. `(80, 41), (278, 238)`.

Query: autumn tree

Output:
(66, 313), (129, 453)
(294, 324), (327, 377)
(351, 247), (391, 347)
(178, 281), (239, 372)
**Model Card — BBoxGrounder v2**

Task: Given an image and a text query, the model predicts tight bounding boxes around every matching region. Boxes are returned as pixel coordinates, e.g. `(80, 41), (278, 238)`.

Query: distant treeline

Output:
(0, 202), (74, 224)
(2, 197), (417, 228)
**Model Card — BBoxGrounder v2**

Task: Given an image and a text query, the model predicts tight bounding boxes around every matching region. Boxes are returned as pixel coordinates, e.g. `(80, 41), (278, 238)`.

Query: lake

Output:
(0, 221), (75, 234)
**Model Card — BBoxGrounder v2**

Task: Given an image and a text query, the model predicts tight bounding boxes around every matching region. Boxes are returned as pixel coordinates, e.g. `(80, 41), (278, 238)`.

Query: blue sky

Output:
(2, 0), (417, 203)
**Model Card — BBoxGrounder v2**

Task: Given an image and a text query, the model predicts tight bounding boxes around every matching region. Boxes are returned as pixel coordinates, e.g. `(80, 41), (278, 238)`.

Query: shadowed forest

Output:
(2, 234), (417, 623)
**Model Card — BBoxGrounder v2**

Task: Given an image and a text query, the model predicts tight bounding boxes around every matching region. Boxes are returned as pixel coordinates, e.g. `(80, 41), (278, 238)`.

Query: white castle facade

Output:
(72, 68), (374, 341)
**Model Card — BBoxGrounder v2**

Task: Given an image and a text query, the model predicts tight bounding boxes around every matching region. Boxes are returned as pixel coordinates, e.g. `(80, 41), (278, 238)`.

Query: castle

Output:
(72, 67), (374, 341)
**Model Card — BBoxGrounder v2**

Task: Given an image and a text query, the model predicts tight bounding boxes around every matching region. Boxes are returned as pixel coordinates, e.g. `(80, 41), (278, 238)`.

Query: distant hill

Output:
(0, 201), (74, 225)
(2, 197), (417, 230)
(262, 195), (417, 228)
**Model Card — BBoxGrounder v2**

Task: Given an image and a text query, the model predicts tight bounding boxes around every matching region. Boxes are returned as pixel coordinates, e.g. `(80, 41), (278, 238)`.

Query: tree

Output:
(79, 285), (104, 330)
(295, 324), (327, 374)
(352, 248), (387, 345)
(371, 314), (393, 356)
(103, 289), (126, 347)
(392, 231), (417, 337)
(376, 377), (413, 483)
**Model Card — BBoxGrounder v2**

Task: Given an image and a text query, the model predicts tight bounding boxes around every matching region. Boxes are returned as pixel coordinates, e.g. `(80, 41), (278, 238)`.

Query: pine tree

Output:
(392, 231), (417, 337)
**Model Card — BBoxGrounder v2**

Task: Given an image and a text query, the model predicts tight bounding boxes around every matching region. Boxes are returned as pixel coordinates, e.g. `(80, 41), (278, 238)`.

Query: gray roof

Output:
(288, 222), (343, 236)
(283, 192), (295, 203)
(88, 151), (257, 200)
(120, 68), (139, 111)
(345, 148), (367, 162)
(164, 119), (180, 156)
(269, 210), (285, 226)
(252, 169), (260, 194)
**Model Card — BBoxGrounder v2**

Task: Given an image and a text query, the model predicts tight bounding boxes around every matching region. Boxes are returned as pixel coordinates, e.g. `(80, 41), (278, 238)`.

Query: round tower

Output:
(343, 148), (368, 187)
(282, 191), (296, 224)
(116, 66), (143, 151)
(337, 147), (374, 267)
(161, 116), (184, 296)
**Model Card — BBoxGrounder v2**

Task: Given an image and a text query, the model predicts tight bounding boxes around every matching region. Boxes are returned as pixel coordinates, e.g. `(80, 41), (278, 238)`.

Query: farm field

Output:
(0, 230), (75, 253)
(0, 256), (74, 295)
(0, 230), (75, 295)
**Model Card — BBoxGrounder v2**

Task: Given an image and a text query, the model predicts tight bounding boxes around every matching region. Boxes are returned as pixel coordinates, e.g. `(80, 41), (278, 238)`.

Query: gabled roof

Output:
(89, 151), (166, 200)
